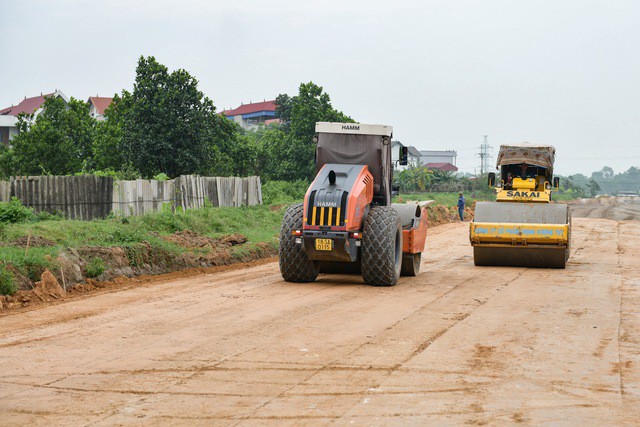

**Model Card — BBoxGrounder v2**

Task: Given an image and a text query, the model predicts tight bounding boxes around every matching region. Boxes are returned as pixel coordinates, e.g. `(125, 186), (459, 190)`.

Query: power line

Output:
(477, 135), (493, 175)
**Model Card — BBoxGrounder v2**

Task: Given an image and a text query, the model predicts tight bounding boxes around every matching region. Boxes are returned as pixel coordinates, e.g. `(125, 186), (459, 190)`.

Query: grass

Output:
(0, 204), (286, 294)
(553, 192), (583, 202)
(85, 258), (106, 278)
(394, 191), (494, 207)
(0, 266), (16, 295)
(1, 205), (284, 249)
(395, 189), (582, 206)
(10, 184), (573, 296)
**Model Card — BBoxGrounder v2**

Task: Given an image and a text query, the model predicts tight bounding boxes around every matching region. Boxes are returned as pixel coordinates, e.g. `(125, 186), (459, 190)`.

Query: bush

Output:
(153, 172), (170, 181)
(262, 180), (309, 205)
(33, 210), (64, 221)
(85, 258), (106, 278)
(0, 266), (17, 295)
(0, 197), (34, 223)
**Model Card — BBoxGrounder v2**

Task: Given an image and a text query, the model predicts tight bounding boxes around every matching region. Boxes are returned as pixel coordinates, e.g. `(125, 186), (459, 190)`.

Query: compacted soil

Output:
(0, 198), (639, 425)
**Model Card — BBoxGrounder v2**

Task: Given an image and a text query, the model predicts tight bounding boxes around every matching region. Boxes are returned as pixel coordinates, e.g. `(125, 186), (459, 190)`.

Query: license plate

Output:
(315, 238), (333, 251)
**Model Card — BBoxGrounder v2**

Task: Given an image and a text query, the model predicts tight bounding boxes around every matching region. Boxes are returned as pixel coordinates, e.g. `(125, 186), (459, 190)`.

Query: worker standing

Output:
(457, 192), (465, 221)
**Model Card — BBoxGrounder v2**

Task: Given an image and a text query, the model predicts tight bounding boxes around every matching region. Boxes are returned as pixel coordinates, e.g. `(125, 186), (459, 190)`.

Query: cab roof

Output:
(496, 142), (556, 170)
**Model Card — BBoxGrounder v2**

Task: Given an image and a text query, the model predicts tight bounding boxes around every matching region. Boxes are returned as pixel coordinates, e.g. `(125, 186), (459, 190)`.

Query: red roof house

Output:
(222, 100), (279, 129)
(425, 162), (459, 172)
(0, 90), (68, 145)
(88, 96), (113, 120)
(0, 92), (55, 117)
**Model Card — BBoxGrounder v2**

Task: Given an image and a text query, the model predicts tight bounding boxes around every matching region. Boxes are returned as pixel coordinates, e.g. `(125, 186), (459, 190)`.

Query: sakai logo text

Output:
(317, 201), (338, 207)
(342, 125), (360, 131)
(506, 191), (540, 197)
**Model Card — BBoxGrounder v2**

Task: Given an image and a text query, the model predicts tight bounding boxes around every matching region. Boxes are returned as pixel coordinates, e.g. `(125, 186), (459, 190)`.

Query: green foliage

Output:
(394, 165), (433, 192)
(0, 198), (64, 224)
(0, 145), (16, 179)
(228, 129), (260, 177)
(85, 258), (106, 278)
(79, 167), (142, 181)
(558, 175), (589, 198)
(0, 198), (34, 223)
(118, 56), (237, 178)
(269, 82), (354, 181)
(394, 167), (500, 196)
(0, 203), (285, 287)
(33, 210), (64, 222)
(589, 166), (640, 195)
(262, 180), (309, 205)
(92, 56), (243, 179)
(0, 266), (16, 295)
(393, 191), (493, 207)
(153, 173), (170, 181)
(2, 96), (96, 175)
(0, 75), (355, 184)
(587, 179), (601, 197)
(92, 93), (128, 172)
(285, 82), (354, 141)
(429, 170), (460, 192)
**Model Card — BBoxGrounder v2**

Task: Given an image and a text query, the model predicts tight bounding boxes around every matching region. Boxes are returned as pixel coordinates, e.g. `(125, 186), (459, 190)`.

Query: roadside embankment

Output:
(0, 202), (475, 311)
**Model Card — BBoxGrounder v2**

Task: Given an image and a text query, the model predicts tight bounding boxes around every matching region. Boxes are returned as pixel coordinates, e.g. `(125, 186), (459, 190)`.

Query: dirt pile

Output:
(1, 269), (66, 309)
(0, 256), (278, 311)
(427, 204), (475, 226)
(162, 230), (248, 249)
(569, 196), (640, 221)
(0, 231), (277, 311)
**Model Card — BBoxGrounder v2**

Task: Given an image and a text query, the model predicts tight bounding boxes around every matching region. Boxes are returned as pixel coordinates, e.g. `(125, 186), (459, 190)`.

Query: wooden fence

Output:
(0, 175), (262, 220)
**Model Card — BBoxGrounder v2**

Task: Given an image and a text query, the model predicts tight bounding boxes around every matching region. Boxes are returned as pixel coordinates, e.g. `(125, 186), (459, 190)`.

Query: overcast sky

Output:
(1, 0), (639, 176)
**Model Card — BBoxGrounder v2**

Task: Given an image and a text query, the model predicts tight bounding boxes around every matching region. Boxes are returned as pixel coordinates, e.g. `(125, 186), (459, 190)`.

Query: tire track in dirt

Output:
(231, 233), (527, 424)
(1, 214), (639, 425)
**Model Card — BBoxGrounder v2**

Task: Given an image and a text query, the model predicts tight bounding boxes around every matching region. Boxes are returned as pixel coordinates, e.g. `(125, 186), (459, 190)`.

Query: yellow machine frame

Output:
(469, 156), (570, 268)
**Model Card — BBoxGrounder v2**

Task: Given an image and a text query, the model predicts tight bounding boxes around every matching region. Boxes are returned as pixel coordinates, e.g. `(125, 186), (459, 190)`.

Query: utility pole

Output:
(477, 135), (493, 175)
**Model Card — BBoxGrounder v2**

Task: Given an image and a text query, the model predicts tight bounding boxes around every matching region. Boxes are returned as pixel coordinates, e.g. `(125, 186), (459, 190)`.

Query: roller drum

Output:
(474, 202), (568, 224)
(471, 202), (570, 268)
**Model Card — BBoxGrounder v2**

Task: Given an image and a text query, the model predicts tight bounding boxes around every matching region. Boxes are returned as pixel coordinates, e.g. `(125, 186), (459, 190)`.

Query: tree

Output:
(6, 96), (95, 175)
(559, 175), (588, 198)
(286, 82), (353, 142)
(587, 179), (601, 197)
(271, 82), (354, 181)
(592, 166), (614, 181)
(394, 165), (433, 192)
(92, 93), (130, 172)
(0, 145), (16, 179)
(119, 56), (236, 178)
(567, 173), (589, 190)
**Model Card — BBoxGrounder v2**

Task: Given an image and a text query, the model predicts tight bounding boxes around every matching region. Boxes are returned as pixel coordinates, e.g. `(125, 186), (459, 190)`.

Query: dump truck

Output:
(279, 122), (429, 286)
(469, 143), (571, 268)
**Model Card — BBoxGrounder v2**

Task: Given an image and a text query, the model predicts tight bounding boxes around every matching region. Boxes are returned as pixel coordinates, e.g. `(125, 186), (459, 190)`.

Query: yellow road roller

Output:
(469, 143), (571, 268)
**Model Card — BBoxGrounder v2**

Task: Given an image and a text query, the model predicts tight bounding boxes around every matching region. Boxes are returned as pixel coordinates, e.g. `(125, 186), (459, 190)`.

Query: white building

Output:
(0, 90), (68, 145)
(419, 149), (457, 166)
(391, 140), (421, 170)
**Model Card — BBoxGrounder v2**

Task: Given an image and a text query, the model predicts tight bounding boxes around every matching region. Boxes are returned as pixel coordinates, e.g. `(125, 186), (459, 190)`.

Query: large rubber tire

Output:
(401, 253), (421, 276)
(279, 203), (319, 282)
(361, 206), (403, 286)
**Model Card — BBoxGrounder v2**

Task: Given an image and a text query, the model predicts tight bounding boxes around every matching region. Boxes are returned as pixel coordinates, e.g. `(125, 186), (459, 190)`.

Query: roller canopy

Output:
(316, 132), (391, 205)
(496, 143), (556, 170)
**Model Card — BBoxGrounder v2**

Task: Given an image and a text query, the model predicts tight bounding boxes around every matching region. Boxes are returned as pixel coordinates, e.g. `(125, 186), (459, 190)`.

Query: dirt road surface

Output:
(1, 198), (639, 425)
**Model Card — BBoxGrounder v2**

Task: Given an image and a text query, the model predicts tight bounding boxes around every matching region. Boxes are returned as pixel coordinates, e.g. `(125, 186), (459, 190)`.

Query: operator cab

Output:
(501, 163), (549, 191)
